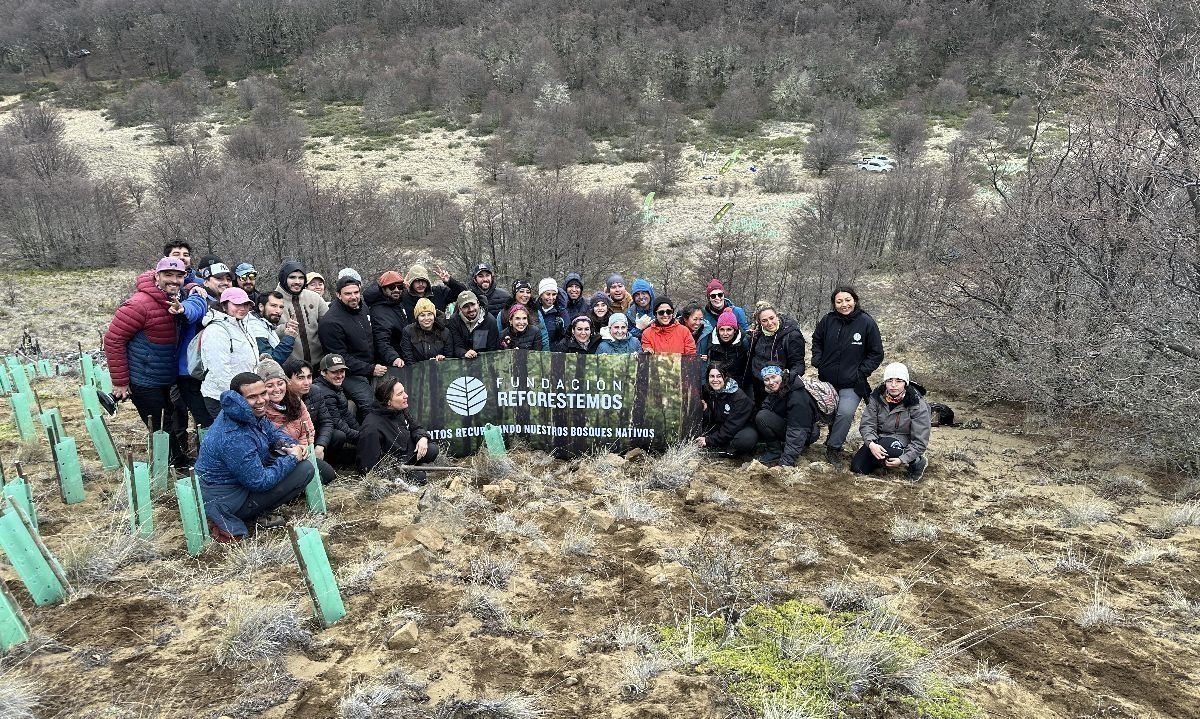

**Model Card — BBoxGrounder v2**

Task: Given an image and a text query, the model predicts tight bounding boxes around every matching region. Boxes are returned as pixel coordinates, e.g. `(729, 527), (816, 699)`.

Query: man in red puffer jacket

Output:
(104, 258), (207, 465)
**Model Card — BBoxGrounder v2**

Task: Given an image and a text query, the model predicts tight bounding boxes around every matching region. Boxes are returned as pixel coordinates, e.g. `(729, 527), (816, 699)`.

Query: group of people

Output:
(103, 243), (931, 540)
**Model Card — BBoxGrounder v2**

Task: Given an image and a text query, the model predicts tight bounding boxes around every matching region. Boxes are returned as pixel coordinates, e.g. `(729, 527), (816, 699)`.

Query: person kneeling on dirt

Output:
(356, 377), (438, 480)
(754, 365), (818, 467)
(696, 365), (757, 457)
(851, 362), (930, 482)
(196, 372), (318, 541)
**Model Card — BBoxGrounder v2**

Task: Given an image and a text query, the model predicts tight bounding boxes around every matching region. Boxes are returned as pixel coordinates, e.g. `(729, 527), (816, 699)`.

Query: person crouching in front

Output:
(356, 376), (439, 482)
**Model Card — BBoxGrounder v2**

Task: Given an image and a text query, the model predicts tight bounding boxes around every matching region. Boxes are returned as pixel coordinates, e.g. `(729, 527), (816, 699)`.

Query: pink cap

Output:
(220, 287), (252, 305)
(155, 257), (186, 273)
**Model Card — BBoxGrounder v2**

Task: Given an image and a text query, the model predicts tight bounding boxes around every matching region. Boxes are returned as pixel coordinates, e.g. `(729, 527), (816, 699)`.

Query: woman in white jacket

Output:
(200, 288), (261, 418)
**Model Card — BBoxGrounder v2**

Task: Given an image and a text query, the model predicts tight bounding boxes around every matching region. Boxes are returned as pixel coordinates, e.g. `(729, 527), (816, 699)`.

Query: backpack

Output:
(186, 320), (230, 380)
(800, 376), (839, 424)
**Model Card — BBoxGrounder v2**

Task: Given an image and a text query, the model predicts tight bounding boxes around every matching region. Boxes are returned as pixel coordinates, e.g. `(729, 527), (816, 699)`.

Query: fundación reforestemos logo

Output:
(446, 376), (488, 416)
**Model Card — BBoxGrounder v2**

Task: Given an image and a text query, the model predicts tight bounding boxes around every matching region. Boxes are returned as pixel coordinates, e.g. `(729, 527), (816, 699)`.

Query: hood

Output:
(630, 278), (654, 298)
(721, 377), (741, 394)
(832, 307), (863, 323)
(563, 272), (583, 289)
(871, 382), (921, 407)
(135, 270), (171, 308)
(278, 260), (305, 296)
(714, 328), (744, 346)
(469, 278), (494, 297)
(406, 264), (431, 292)
(219, 389), (258, 424)
(363, 282), (387, 306)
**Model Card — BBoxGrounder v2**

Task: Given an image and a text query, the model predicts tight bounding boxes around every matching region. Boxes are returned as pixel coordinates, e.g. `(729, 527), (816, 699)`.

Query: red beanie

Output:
(706, 278), (725, 295)
(716, 307), (738, 329)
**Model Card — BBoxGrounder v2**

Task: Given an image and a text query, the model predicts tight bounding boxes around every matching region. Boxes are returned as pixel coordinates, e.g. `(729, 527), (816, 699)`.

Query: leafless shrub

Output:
(432, 694), (543, 719)
(468, 554), (517, 589)
(215, 601), (313, 667)
(1094, 474), (1146, 503)
(0, 669), (39, 718)
(645, 442), (700, 490)
(60, 523), (157, 587)
(339, 668), (429, 719)
(13, 442), (48, 465)
(1057, 500), (1113, 528)
(819, 580), (880, 613)
(890, 517), (939, 544)
(754, 163), (798, 194)
(676, 535), (774, 639)
(461, 584), (509, 631)
(632, 143), (684, 196)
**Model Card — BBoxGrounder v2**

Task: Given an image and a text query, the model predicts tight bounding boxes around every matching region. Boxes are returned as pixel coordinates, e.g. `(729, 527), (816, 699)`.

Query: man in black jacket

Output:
(366, 270), (410, 370)
(447, 290), (499, 359)
(317, 276), (382, 417)
(468, 263), (510, 316)
(305, 354), (361, 463)
(753, 365), (818, 467)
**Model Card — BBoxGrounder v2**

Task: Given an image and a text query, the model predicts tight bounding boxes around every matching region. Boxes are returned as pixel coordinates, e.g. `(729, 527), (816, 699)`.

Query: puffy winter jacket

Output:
(356, 406), (430, 474)
(553, 335), (600, 354)
(176, 282), (222, 378)
(400, 322), (452, 363)
(692, 321), (713, 358)
(318, 298), (376, 378)
(500, 326), (547, 350)
(364, 284), (410, 366)
(448, 312), (500, 357)
(707, 330), (750, 383)
(561, 272), (588, 320)
(811, 308), (884, 396)
(307, 375), (361, 448)
(276, 260), (328, 365)
(702, 298), (749, 333)
(469, 278), (512, 317)
(198, 312), (260, 401)
(762, 373), (819, 467)
(105, 271), (187, 388)
(625, 278), (656, 338)
(747, 315), (806, 385)
(701, 378), (754, 447)
(537, 303), (568, 347)
(196, 389), (299, 536)
(245, 314), (295, 365)
(264, 397), (316, 445)
(641, 321), (697, 355)
(597, 336), (642, 354)
(859, 384), (931, 465)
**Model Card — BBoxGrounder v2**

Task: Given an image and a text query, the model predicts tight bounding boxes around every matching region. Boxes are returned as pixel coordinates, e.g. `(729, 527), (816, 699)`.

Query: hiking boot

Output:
(757, 443), (782, 466)
(256, 514), (287, 529)
(907, 456), (928, 483)
(824, 446), (844, 467)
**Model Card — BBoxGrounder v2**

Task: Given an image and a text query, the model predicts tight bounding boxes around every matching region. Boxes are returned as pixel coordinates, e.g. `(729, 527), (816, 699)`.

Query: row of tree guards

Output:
(0, 350), (344, 651)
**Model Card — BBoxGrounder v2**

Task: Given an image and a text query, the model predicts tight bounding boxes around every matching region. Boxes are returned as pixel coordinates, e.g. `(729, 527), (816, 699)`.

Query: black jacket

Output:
(702, 380), (754, 447)
(400, 277), (466, 319)
(762, 374), (817, 467)
(399, 322), (451, 363)
(469, 279), (512, 317)
(747, 315), (806, 385)
(306, 376), (361, 448)
(707, 330), (750, 384)
(811, 309), (884, 395)
(366, 290), (411, 366)
(356, 406), (429, 474)
(500, 326), (546, 350)
(317, 299), (376, 377)
(447, 312), (500, 357)
(554, 335), (600, 354)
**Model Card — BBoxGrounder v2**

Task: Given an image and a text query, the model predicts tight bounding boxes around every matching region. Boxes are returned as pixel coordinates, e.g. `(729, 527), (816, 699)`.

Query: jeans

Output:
(341, 375), (375, 421)
(176, 375), (214, 428)
(850, 435), (905, 474)
(823, 388), (864, 450)
(233, 460), (314, 522)
(710, 427), (759, 456)
(203, 396), (222, 421)
(129, 384), (184, 465)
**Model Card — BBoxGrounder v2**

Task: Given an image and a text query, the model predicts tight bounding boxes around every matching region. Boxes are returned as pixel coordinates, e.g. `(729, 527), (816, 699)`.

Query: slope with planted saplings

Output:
(0, 270), (1196, 719)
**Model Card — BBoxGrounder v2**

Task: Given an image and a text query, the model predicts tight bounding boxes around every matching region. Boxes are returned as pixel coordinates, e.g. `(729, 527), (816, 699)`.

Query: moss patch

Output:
(658, 600), (978, 718)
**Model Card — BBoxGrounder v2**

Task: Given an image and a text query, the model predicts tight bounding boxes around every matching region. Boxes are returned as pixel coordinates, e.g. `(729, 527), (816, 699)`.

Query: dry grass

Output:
(604, 485), (666, 524)
(620, 653), (671, 698)
(1146, 502), (1200, 538)
(468, 553), (518, 589)
(0, 669), (39, 719)
(818, 581), (880, 613)
(645, 442), (700, 491)
(889, 517), (939, 544)
(1057, 500), (1114, 528)
(221, 535), (294, 575)
(560, 524), (596, 556)
(1123, 543), (1174, 566)
(215, 601), (313, 667)
(432, 695), (543, 719)
(1094, 474), (1146, 503)
(1075, 584), (1120, 629)
(59, 522), (156, 587)
(336, 545), (386, 596)
(1052, 546), (1095, 574)
(338, 668), (428, 719)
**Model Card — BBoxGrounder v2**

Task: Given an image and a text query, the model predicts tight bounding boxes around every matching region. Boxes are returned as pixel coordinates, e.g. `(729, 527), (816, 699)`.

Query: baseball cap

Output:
(306, 272), (324, 284)
(319, 354), (348, 371)
(200, 262), (232, 279)
(219, 287), (252, 305)
(234, 262), (256, 277)
(473, 262), (494, 276)
(155, 257), (186, 273)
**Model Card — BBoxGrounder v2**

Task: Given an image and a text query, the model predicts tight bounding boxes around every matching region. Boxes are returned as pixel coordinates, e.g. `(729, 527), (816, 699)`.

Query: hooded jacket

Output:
(624, 278), (656, 338)
(707, 329), (750, 383)
(363, 283), (410, 365)
(702, 298), (749, 333)
(859, 383), (931, 465)
(811, 308), (884, 396)
(264, 396), (316, 445)
(307, 375), (361, 448)
(317, 296), (376, 377)
(597, 336), (642, 354)
(245, 314), (296, 365)
(561, 272), (588, 320)
(469, 276), (512, 317)
(747, 314), (806, 385)
(501, 324), (548, 351)
(553, 334), (600, 354)
(701, 378), (754, 447)
(641, 320), (697, 355)
(762, 373), (818, 467)
(400, 264), (466, 319)
(400, 321), (451, 363)
(275, 260), (328, 365)
(176, 280), (223, 377)
(691, 319), (713, 358)
(356, 406), (430, 475)
(198, 311), (260, 401)
(195, 389), (299, 536)
(537, 302), (568, 347)
(448, 310), (500, 357)
(105, 270), (204, 388)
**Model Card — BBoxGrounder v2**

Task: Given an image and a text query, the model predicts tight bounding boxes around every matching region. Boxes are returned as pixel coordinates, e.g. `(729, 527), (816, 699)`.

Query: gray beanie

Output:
(255, 358), (286, 383)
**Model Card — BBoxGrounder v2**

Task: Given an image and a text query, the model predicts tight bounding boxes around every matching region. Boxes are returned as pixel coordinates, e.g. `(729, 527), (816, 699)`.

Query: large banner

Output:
(395, 351), (704, 457)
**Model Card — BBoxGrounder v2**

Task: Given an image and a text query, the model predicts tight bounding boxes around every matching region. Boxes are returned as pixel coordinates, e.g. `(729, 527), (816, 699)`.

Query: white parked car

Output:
(857, 159), (892, 173)
(861, 155), (895, 166)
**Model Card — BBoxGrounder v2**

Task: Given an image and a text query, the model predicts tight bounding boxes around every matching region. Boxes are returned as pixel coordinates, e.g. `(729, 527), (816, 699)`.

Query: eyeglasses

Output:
(656, 309), (674, 316)
(709, 292), (723, 299)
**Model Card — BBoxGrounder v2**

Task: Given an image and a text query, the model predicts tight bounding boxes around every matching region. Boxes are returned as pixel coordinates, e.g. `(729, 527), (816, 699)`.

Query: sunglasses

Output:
(709, 292), (723, 299)
(656, 309), (674, 316)
(241, 273), (257, 280)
